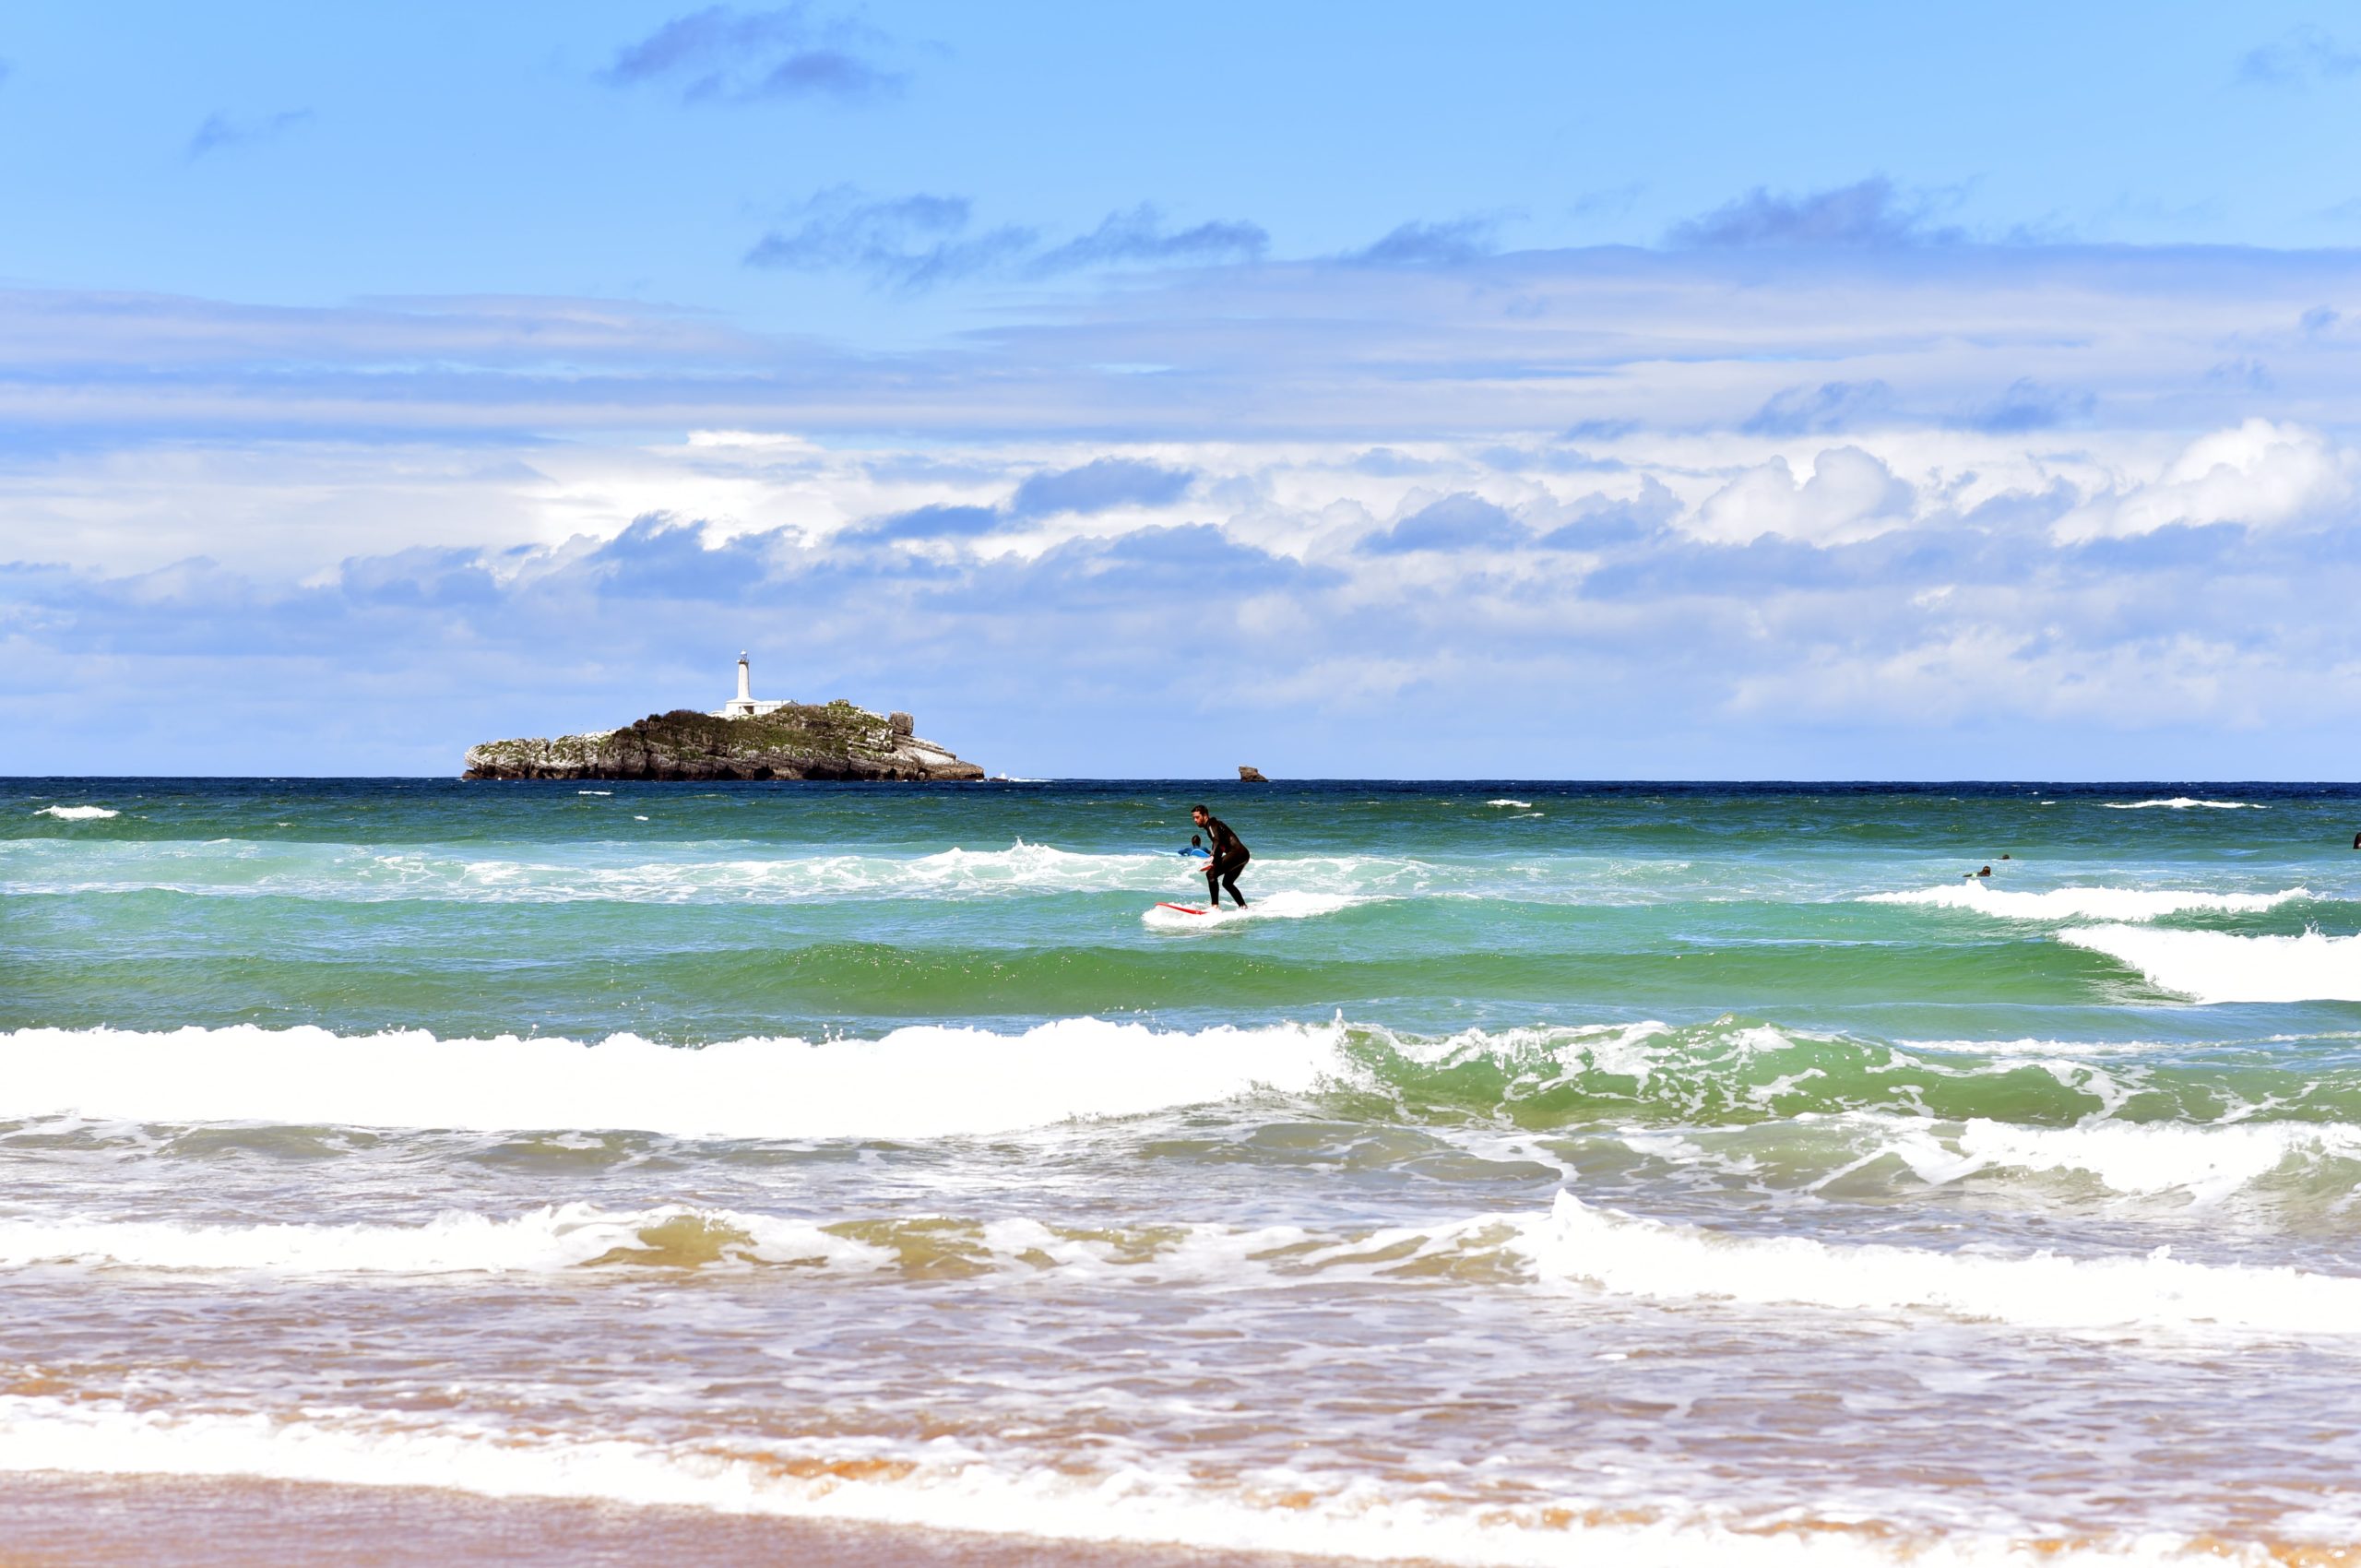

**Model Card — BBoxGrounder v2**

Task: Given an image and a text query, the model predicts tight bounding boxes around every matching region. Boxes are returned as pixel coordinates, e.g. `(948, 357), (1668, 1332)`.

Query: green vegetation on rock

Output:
(464, 701), (983, 782)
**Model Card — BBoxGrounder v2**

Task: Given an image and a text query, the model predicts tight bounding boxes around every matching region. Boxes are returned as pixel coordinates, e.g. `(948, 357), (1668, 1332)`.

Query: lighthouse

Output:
(715, 651), (785, 719)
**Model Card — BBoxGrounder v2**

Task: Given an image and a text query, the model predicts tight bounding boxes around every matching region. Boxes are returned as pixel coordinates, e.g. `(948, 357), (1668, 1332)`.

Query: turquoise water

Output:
(7, 779), (2355, 1039)
(3, 778), (2360, 1563)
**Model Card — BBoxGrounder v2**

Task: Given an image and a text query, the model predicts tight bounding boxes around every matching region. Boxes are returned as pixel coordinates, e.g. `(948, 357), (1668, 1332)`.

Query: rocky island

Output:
(464, 655), (984, 782)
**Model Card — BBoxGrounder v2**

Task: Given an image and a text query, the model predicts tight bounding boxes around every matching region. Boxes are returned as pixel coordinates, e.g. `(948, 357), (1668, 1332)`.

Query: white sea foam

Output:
(32, 804), (116, 820)
(2100, 798), (2262, 810)
(0, 1018), (1351, 1139)
(173, 839), (1418, 904)
(1865, 882), (2311, 922)
(463, 838), (1184, 901)
(1892, 1037), (2169, 1057)
(0, 837), (1744, 908)
(0, 1204), (892, 1275)
(16, 1182), (2361, 1342)
(1486, 799), (1532, 808)
(2059, 925), (2361, 1004)
(1864, 1116), (2361, 1205)
(577, 790), (611, 796)
(0, 1394), (2233, 1568)
(0, 1206), (1477, 1284)
(0, 838), (1425, 904)
(1605, 1111), (2361, 1206)
(1513, 1192), (2361, 1334)
(1141, 889), (1369, 930)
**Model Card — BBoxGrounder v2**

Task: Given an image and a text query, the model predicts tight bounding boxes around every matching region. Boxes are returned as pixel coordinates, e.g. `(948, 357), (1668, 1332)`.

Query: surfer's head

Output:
(1190, 804), (1209, 823)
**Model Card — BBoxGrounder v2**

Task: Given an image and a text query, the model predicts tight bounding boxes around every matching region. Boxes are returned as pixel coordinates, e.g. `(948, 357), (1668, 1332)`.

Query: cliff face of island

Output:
(464, 701), (985, 782)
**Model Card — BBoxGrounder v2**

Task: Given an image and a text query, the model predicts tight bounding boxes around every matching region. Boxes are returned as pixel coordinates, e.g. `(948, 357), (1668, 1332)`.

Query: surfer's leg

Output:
(1204, 866), (1223, 906)
(1221, 866), (1245, 907)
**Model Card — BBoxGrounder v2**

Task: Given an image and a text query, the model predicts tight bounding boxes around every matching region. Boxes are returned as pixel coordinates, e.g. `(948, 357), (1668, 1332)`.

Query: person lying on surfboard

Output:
(1178, 834), (1211, 860)
(1190, 805), (1249, 909)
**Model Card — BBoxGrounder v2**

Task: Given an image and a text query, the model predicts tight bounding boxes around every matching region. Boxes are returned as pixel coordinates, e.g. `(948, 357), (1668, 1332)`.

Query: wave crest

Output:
(1, 838), (1439, 906)
(0, 1019), (1349, 1139)
(2060, 925), (2361, 1004)
(1516, 1193), (2361, 1334)
(1864, 882), (2313, 922)
(0, 1203), (881, 1275)
(16, 1184), (2361, 1340)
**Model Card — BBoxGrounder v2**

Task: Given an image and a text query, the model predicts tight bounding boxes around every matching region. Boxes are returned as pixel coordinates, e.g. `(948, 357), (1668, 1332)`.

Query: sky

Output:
(5, 3), (2361, 778)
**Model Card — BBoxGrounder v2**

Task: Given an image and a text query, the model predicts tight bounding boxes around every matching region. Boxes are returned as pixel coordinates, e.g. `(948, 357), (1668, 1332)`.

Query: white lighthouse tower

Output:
(715, 651), (788, 719)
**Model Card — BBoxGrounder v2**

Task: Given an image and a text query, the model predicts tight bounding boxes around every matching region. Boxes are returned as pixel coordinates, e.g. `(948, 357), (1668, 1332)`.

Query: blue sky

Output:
(4, 3), (2361, 777)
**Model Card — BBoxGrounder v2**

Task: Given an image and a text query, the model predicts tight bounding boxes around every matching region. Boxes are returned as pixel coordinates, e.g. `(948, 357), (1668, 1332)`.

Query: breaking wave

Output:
(0, 1204), (880, 1276)
(0, 1204), (1508, 1284)
(1517, 1193), (2361, 1334)
(0, 838), (1444, 905)
(1815, 1114), (2361, 1206)
(31, 805), (116, 820)
(0, 1019), (1350, 1140)
(1865, 882), (2314, 923)
(15, 1016), (2361, 1140)
(2100, 799), (2262, 811)
(466, 839), (1191, 901)
(2059, 925), (2361, 1004)
(18, 1132), (2361, 1284)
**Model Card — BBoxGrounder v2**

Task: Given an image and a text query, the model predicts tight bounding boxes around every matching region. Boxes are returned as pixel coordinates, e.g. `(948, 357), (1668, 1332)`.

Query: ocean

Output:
(3, 778), (2358, 1566)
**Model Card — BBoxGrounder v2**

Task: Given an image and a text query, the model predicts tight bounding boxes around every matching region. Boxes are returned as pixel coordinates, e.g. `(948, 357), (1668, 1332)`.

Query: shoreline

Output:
(0, 1472), (1343, 1568)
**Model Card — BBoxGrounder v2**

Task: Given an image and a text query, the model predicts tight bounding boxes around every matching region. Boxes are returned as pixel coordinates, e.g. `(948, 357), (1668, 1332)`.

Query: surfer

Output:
(1179, 834), (1211, 861)
(1191, 804), (1249, 908)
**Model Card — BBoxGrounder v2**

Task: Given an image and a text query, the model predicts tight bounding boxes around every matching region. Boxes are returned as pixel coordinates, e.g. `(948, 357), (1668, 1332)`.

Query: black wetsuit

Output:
(1200, 815), (1250, 907)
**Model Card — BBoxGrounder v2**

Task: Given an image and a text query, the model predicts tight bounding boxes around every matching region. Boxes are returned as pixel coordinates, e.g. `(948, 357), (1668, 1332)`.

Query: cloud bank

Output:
(6, 196), (2361, 776)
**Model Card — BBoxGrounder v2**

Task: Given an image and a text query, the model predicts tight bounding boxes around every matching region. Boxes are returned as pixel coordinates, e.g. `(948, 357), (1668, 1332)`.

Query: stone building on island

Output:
(713, 652), (918, 738)
(714, 652), (793, 720)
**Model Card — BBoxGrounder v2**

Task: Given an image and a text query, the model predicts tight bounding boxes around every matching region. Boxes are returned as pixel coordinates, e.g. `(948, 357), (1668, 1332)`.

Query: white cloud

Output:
(2053, 419), (2356, 542)
(9, 239), (2361, 774)
(1688, 445), (1916, 545)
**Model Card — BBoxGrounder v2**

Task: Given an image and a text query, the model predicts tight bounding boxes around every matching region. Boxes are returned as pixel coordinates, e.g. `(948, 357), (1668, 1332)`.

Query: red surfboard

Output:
(1155, 902), (1210, 915)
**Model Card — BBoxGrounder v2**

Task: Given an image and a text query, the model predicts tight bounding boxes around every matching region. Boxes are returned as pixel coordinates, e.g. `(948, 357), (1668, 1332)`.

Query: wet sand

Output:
(0, 1473), (1345, 1568)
